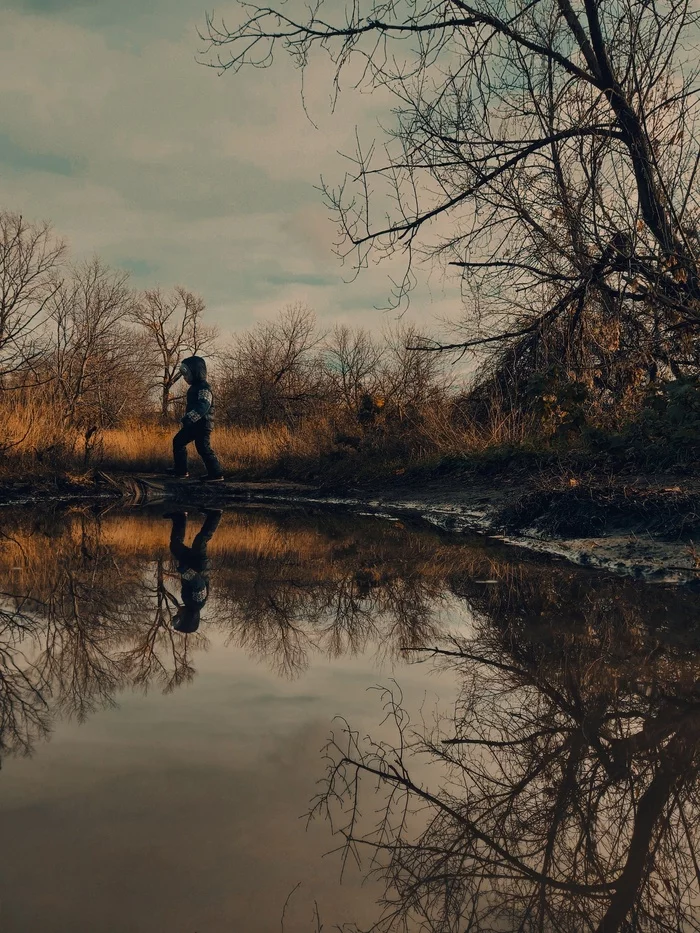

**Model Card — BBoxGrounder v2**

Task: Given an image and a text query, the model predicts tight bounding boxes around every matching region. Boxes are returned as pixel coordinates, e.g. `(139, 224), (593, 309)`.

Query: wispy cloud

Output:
(0, 2), (460, 335)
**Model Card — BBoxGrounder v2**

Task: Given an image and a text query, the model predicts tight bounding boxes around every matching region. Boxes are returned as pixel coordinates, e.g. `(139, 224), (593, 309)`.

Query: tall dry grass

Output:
(0, 507), (511, 592)
(0, 390), (82, 473)
(0, 403), (333, 479)
(0, 384), (533, 485)
(97, 511), (327, 560)
(0, 511), (332, 577)
(413, 400), (534, 456)
(98, 422), (315, 475)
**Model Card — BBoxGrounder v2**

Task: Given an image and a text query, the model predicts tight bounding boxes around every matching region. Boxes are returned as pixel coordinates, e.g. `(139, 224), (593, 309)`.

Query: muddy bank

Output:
(2, 466), (700, 583)
(0, 474), (116, 507)
(361, 471), (700, 584)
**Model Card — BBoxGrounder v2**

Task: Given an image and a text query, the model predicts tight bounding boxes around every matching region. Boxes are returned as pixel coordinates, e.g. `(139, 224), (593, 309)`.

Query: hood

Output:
(179, 355), (207, 382)
(173, 607), (200, 633)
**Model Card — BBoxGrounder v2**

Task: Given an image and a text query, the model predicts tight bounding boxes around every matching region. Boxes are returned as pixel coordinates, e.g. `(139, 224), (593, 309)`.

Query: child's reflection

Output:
(165, 509), (222, 633)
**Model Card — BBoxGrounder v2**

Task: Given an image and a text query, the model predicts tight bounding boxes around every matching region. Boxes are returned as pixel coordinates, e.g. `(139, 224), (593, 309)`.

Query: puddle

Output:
(0, 504), (698, 931)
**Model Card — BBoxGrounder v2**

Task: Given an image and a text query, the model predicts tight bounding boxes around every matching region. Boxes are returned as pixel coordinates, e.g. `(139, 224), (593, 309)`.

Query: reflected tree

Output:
(118, 557), (200, 694)
(312, 612), (700, 932)
(0, 602), (51, 760)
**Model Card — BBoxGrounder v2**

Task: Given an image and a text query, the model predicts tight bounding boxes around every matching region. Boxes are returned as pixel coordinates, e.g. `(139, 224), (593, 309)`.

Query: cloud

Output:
(5, 0), (89, 12)
(265, 271), (339, 287)
(0, 4), (460, 338)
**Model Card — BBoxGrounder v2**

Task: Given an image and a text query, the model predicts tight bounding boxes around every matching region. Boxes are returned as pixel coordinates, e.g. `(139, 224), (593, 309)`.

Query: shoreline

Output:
(2, 468), (700, 584)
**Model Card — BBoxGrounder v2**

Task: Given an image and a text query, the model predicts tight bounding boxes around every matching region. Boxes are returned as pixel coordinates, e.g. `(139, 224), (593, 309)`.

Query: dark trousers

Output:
(169, 510), (222, 568)
(173, 421), (222, 477)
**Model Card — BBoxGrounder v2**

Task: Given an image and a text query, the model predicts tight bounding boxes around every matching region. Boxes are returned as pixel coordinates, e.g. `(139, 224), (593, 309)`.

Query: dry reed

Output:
(99, 422), (304, 475)
(0, 390), (81, 470)
(0, 407), (330, 479)
(0, 385), (533, 484)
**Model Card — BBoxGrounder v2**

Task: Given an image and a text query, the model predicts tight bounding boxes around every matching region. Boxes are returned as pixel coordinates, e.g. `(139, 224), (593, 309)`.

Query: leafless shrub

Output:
(219, 303), (327, 426)
(48, 257), (145, 431)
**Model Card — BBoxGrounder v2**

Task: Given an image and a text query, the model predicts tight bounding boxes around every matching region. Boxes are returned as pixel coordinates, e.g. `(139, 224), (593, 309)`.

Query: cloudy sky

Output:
(0, 0), (460, 336)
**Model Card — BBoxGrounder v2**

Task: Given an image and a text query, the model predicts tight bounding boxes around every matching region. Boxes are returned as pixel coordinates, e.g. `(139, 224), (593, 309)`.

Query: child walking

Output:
(171, 355), (224, 481)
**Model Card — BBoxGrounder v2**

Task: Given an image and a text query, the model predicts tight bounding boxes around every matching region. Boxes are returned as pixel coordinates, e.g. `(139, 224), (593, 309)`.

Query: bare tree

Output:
(378, 323), (454, 419)
(314, 625), (700, 932)
(324, 325), (383, 416)
(0, 211), (65, 384)
(131, 286), (217, 421)
(49, 257), (141, 430)
(221, 303), (326, 425)
(203, 0), (700, 405)
(0, 510), (203, 753)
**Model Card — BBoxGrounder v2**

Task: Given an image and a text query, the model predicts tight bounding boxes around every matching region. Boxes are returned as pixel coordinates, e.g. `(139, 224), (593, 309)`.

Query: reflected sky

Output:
(0, 505), (699, 931)
(0, 634), (436, 932)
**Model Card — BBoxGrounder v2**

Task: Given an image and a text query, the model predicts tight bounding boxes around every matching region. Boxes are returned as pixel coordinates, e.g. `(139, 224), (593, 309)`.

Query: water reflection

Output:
(165, 509), (222, 632)
(1, 505), (700, 930)
(0, 506), (474, 760)
(316, 570), (700, 932)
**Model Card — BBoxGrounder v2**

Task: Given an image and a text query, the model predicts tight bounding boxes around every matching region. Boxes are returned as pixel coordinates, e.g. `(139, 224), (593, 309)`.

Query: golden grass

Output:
(0, 390), (81, 469)
(0, 394), (330, 478)
(419, 400), (535, 454)
(99, 422), (305, 475)
(0, 507), (483, 585)
(0, 385), (533, 485)
(0, 511), (336, 578)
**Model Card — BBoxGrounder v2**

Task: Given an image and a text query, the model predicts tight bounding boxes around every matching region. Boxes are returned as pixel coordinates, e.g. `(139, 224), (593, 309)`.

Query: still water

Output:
(1, 504), (699, 932)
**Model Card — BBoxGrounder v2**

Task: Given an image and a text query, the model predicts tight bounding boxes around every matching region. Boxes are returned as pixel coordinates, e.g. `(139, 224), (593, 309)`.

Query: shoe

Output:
(166, 469), (189, 478)
(199, 474), (225, 483)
